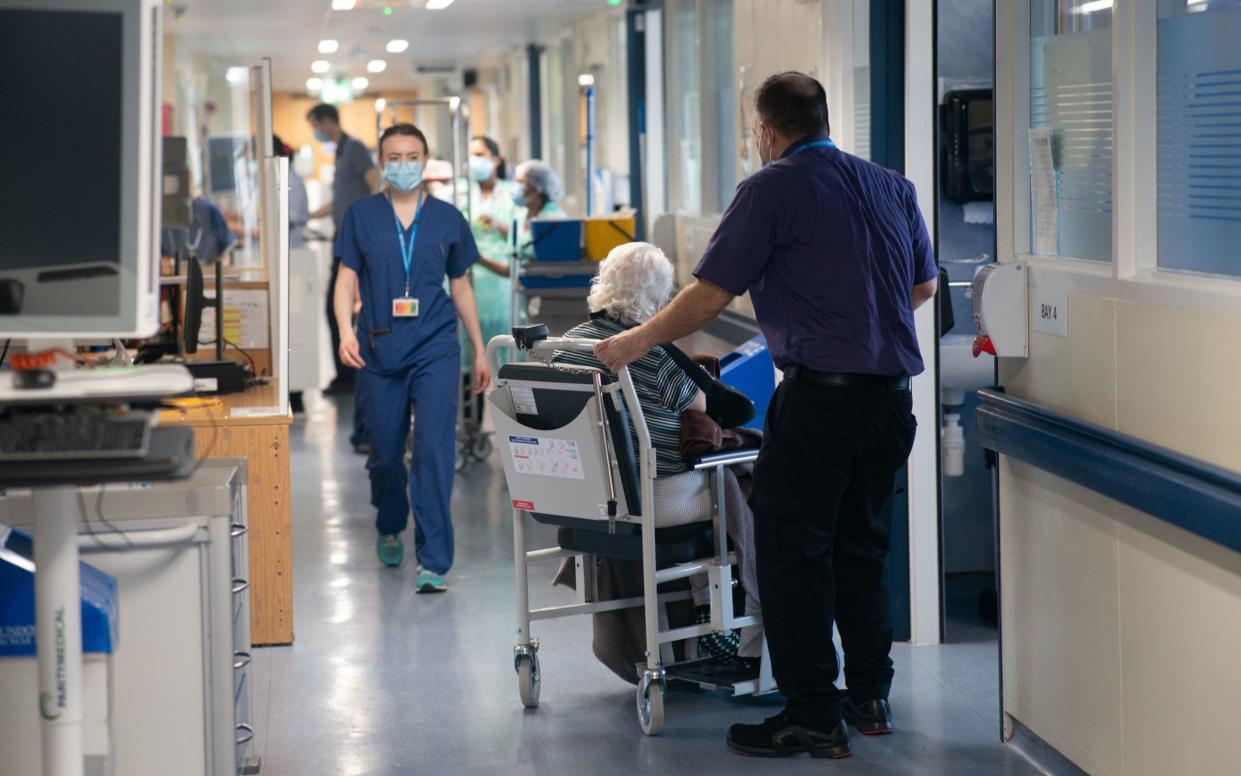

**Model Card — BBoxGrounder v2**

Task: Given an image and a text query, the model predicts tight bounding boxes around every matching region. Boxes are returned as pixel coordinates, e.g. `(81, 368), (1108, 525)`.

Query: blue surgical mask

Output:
(314, 129), (331, 143)
(468, 156), (495, 182)
(383, 160), (423, 192)
(512, 189), (528, 208)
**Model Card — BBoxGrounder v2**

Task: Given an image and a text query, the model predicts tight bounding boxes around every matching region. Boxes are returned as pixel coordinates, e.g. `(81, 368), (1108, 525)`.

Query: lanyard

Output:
(789, 138), (837, 157)
(391, 193), (426, 297)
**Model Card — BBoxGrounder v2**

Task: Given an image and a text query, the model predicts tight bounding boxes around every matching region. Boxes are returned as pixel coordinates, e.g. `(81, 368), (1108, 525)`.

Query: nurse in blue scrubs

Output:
(332, 122), (491, 591)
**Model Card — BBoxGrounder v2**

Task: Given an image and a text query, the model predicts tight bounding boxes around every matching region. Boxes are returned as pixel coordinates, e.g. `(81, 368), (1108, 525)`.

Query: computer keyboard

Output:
(0, 412), (151, 462)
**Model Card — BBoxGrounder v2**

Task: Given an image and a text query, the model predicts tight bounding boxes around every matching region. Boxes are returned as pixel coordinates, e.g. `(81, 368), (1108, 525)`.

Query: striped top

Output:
(553, 316), (699, 477)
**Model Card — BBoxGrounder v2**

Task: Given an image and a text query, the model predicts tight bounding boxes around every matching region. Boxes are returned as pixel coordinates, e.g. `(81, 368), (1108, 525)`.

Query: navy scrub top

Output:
(337, 193), (480, 375)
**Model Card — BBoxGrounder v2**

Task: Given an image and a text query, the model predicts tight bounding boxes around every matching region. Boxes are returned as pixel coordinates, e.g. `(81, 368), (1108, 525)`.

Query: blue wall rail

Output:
(976, 389), (1241, 555)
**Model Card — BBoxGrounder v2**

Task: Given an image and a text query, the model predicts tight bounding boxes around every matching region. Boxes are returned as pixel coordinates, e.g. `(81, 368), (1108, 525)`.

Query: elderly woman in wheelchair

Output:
(485, 241), (770, 736)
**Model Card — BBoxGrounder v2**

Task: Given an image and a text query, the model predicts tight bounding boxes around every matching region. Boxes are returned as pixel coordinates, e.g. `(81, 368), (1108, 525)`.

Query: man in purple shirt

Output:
(597, 72), (938, 759)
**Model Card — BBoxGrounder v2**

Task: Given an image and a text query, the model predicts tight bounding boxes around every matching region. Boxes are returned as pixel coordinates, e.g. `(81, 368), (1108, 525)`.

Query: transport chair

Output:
(486, 325), (776, 736)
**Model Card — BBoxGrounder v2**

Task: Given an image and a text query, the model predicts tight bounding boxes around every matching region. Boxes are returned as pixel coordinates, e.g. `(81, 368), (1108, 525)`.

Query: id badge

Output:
(392, 297), (419, 317)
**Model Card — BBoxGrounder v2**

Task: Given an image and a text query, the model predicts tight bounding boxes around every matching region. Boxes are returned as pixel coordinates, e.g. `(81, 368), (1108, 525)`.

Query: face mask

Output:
(756, 126), (773, 168)
(314, 129), (331, 143)
(469, 156), (495, 182)
(383, 160), (423, 192)
(512, 189), (528, 208)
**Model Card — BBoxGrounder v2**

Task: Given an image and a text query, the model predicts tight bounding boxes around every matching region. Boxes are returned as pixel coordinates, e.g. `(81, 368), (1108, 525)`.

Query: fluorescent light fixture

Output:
(375, 98), (387, 113)
(331, 0), (356, 10)
(386, 39), (409, 53)
(425, 0), (455, 9)
(367, 59), (387, 73)
(307, 77), (324, 92)
(351, 77), (369, 91)
(1073, 0), (1113, 13)
(318, 39), (339, 54)
(312, 59), (331, 74)
(578, 73), (595, 87)
(226, 66), (248, 84)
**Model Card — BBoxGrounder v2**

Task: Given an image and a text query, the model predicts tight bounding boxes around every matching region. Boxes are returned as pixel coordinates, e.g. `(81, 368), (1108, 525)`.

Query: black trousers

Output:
(326, 257), (352, 387)
(750, 370), (917, 723)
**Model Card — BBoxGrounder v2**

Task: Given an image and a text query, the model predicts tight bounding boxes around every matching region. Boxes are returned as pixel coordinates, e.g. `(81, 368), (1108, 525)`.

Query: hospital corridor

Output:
(2, 1), (1240, 776)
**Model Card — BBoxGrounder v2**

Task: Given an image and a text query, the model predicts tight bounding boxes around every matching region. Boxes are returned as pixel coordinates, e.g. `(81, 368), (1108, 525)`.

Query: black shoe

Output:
(843, 697), (894, 736)
(726, 711), (851, 759)
(323, 378), (354, 396)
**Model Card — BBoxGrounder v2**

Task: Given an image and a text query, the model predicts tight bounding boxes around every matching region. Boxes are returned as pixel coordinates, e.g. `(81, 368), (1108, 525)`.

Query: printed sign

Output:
(512, 500), (536, 511)
(508, 435), (585, 480)
(1032, 287), (1068, 338)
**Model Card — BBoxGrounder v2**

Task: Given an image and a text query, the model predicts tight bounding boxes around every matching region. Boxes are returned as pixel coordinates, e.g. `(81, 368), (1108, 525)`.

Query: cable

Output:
(224, 340), (257, 373)
(10, 348), (86, 370)
(79, 484), (135, 550)
(0, 339), (9, 367)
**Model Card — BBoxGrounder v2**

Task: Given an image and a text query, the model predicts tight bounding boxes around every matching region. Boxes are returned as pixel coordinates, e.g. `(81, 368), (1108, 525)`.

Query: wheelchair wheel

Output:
(636, 676), (665, 736)
(470, 434), (492, 460)
(517, 653), (541, 709)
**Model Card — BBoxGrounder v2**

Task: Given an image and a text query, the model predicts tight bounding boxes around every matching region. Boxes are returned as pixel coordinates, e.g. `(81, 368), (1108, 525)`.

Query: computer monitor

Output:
(0, 0), (162, 338)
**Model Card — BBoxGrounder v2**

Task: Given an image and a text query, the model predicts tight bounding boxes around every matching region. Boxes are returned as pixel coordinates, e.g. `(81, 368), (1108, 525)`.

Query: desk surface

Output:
(159, 382), (291, 429)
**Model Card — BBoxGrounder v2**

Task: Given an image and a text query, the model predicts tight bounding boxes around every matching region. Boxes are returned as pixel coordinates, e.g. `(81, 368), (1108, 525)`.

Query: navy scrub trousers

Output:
(337, 191), (481, 575)
(363, 349), (458, 574)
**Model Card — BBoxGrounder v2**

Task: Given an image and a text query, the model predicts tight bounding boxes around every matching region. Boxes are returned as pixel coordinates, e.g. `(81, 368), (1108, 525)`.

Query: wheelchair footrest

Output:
(666, 656), (761, 692)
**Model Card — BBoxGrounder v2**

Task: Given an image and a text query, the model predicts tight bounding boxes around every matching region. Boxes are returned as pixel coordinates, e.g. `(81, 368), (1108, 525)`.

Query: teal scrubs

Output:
(468, 179), (518, 362)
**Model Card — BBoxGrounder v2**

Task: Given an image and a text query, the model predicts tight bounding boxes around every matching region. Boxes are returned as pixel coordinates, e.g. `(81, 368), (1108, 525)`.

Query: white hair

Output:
(587, 242), (675, 323)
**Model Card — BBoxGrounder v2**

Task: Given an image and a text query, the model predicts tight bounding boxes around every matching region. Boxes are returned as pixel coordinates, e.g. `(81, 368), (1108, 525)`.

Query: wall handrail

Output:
(976, 389), (1241, 555)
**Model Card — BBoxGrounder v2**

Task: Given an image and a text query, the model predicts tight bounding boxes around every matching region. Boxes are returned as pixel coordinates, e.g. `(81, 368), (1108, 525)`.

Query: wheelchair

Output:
(486, 325), (776, 736)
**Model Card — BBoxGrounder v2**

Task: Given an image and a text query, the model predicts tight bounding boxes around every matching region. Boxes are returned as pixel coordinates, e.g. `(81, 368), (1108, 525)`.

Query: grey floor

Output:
(249, 394), (1041, 776)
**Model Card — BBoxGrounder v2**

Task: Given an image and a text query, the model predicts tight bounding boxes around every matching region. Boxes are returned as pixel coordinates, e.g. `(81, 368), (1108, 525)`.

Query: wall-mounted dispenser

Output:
(970, 261), (1028, 358)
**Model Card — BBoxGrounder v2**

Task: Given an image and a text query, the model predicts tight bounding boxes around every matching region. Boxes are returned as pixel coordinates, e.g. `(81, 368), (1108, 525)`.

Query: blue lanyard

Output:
(790, 138), (837, 157)
(391, 193), (426, 297)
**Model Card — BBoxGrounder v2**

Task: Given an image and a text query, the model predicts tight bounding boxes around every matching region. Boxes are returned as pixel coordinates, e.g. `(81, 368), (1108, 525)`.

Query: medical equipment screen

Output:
(0, 9), (124, 312)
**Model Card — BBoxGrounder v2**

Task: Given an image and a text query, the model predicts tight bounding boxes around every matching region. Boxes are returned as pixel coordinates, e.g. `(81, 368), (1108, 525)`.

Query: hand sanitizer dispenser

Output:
(970, 262), (1028, 358)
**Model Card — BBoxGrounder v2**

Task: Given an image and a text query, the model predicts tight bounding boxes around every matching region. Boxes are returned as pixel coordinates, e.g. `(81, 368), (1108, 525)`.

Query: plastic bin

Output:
(719, 336), (777, 431)
(584, 213), (637, 261)
(530, 218), (583, 262)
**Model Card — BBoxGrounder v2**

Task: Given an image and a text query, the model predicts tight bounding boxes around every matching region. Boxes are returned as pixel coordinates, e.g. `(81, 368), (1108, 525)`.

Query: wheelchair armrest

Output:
(688, 447), (761, 470)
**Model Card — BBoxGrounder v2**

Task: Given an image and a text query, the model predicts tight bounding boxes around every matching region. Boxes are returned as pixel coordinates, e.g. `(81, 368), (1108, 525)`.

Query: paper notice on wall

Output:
(198, 289), (270, 350)
(1029, 128), (1058, 255)
(508, 435), (585, 480)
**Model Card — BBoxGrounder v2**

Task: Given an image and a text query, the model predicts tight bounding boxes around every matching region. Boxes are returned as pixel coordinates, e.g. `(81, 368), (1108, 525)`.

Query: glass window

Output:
(1029, 0), (1113, 261)
(712, 0), (737, 211)
(1157, 0), (1241, 277)
(667, 0), (702, 213)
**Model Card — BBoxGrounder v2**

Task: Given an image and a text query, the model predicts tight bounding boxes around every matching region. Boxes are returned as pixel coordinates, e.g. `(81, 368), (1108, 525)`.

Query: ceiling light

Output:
(311, 59), (331, 74)
(425, 0), (455, 9)
(1073, 0), (1113, 13)
(578, 73), (595, 87)
(367, 59), (387, 73)
(386, 39), (409, 53)
(226, 66), (248, 84)
(306, 77), (323, 92)
(375, 98), (387, 113)
(351, 77), (369, 91)
(331, 0), (356, 10)
(318, 39), (339, 54)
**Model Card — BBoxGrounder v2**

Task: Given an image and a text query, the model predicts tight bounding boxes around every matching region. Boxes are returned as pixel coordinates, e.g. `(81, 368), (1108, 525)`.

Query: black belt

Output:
(786, 366), (910, 391)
